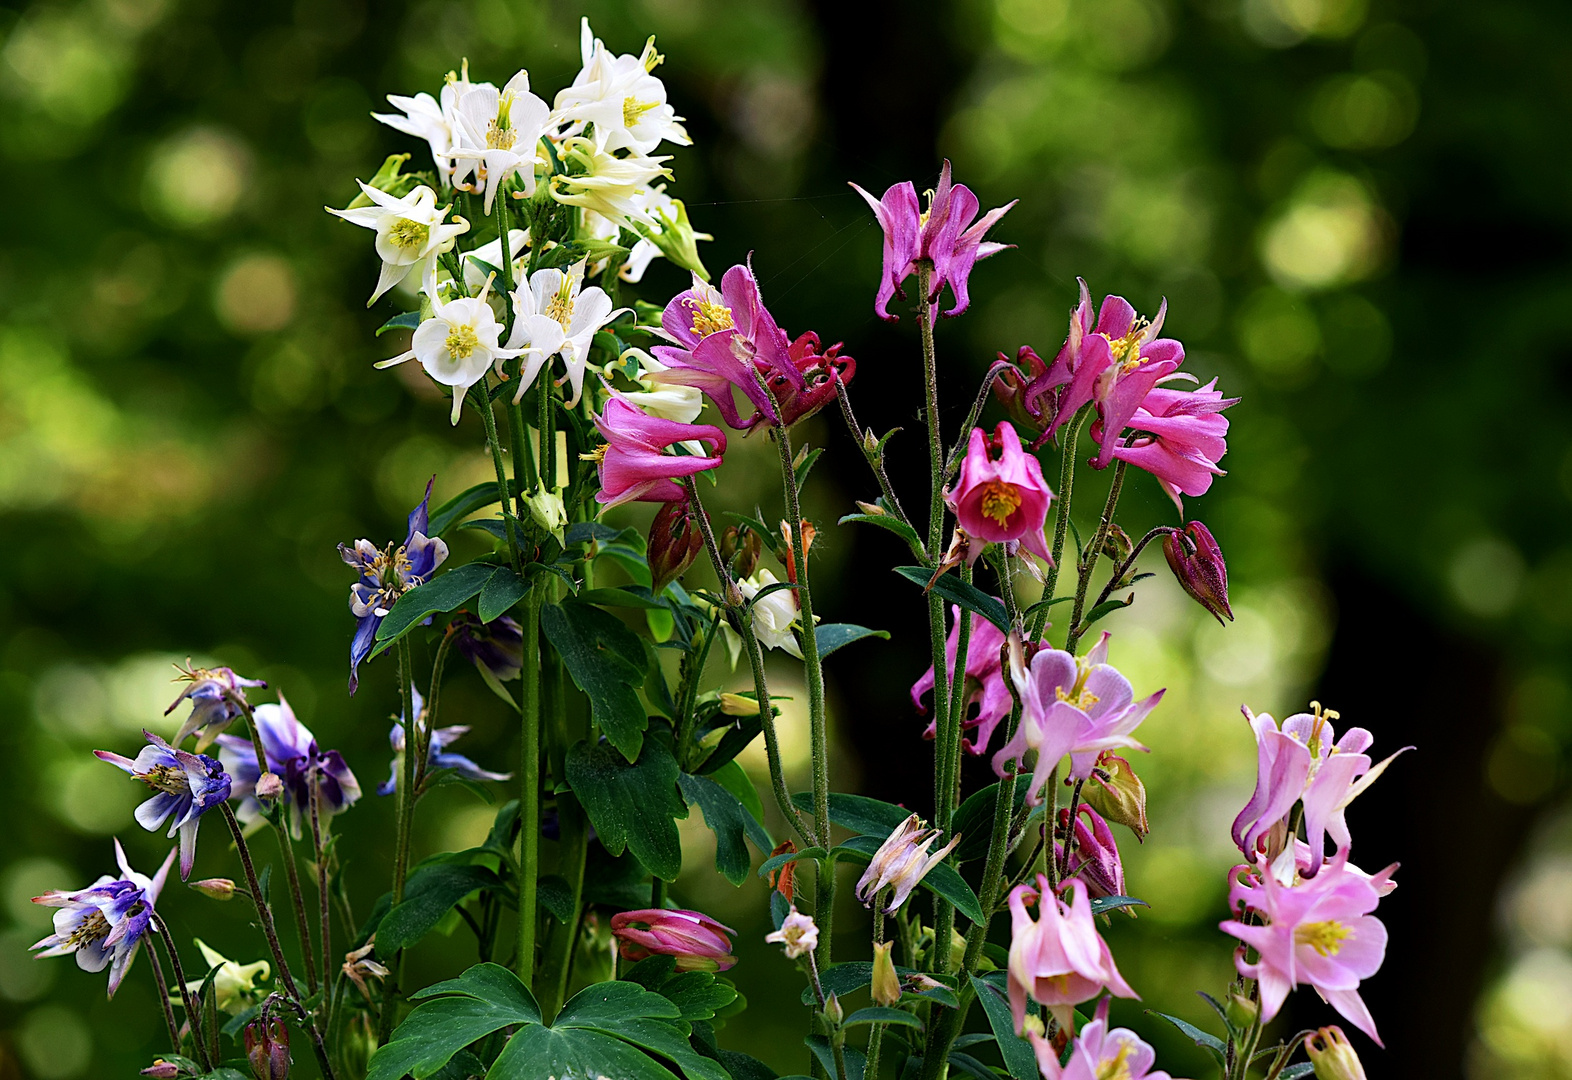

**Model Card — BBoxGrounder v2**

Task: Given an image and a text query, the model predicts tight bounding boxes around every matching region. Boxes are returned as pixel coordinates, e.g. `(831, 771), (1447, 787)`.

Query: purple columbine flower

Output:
(216, 694), (362, 837)
(165, 663), (267, 752)
(451, 611), (524, 683)
(376, 686), (511, 796)
(95, 731), (231, 881)
(339, 478), (450, 695)
(31, 839), (175, 997)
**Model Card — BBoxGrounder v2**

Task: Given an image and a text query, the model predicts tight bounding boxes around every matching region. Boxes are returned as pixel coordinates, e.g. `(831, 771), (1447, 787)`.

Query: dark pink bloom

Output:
(1007, 876), (1136, 1034)
(610, 908), (737, 972)
(850, 159), (1015, 323)
(767, 331), (855, 428)
(945, 422), (1054, 565)
(1055, 804), (1126, 900)
(1220, 850), (1397, 1044)
(592, 394), (726, 509)
(1163, 520), (1233, 623)
(1097, 378), (1238, 513)
(911, 602), (1025, 756)
(1028, 998), (1178, 1080)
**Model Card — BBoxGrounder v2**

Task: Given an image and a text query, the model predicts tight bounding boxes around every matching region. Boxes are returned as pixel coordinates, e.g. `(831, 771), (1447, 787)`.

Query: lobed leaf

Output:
(566, 739), (686, 882)
(542, 601), (651, 760)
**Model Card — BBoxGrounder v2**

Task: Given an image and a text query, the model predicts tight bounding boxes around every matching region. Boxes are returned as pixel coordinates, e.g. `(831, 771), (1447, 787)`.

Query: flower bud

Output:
(824, 991), (844, 1026)
(1225, 992), (1259, 1034)
(245, 1016), (291, 1080)
(1307, 1026), (1367, 1080)
(648, 499), (703, 593)
(1082, 752), (1149, 841)
(526, 488), (568, 539)
(256, 772), (284, 800)
(871, 941), (900, 1007)
(645, 196), (710, 280)
(611, 909), (737, 972)
(1054, 805), (1125, 900)
(1163, 521), (1233, 624)
(1101, 523), (1133, 564)
(719, 693), (760, 717)
(719, 525), (761, 579)
(141, 1062), (182, 1079)
(189, 878), (237, 901)
(992, 346), (1050, 436)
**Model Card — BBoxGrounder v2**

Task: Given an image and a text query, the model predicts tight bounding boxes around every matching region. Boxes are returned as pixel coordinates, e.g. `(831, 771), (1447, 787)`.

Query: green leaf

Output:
(838, 510), (924, 555)
(894, 566), (1009, 633)
(835, 835), (983, 924)
(656, 971), (740, 1023)
(368, 964), (539, 1080)
(1079, 594), (1134, 630)
(793, 446), (824, 487)
(374, 863), (499, 955)
(695, 713), (764, 775)
(678, 771), (771, 886)
(1090, 895), (1149, 916)
(708, 759), (769, 844)
(756, 846), (825, 879)
(951, 780), (1028, 862)
(551, 981), (728, 1080)
(790, 791), (912, 837)
(578, 585), (668, 609)
(969, 973), (1039, 1080)
(538, 875), (574, 923)
(491, 1026), (682, 1080)
(566, 739), (686, 882)
(1146, 1011), (1227, 1061)
(371, 563), (497, 658)
(715, 1049), (779, 1080)
(844, 1007), (922, 1029)
(1279, 1066), (1315, 1080)
(542, 601), (651, 760)
(376, 310), (422, 336)
(805, 1036), (866, 1080)
(428, 481), (521, 537)
(813, 623), (891, 659)
(478, 566), (528, 622)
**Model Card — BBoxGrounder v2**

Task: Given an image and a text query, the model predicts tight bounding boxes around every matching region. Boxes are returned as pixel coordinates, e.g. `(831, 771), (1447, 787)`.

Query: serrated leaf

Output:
(813, 623), (890, 659)
(542, 601), (650, 760)
(368, 964), (539, 1080)
(566, 739), (686, 882)
(372, 564), (498, 658)
(894, 566), (1010, 633)
(678, 771), (771, 886)
(835, 835), (983, 924)
(970, 974), (1039, 1080)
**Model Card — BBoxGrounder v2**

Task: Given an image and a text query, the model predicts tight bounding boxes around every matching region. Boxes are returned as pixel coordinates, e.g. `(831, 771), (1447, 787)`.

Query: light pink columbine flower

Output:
(1095, 378), (1238, 514)
(946, 422), (1054, 566)
(591, 393), (727, 508)
(994, 633), (1165, 806)
(854, 813), (961, 915)
(1028, 998), (1179, 1080)
(912, 603), (1028, 756)
(1007, 876), (1136, 1034)
(850, 159), (1015, 324)
(1220, 850), (1398, 1044)
(1231, 704), (1410, 876)
(765, 907), (819, 959)
(1055, 804), (1126, 901)
(610, 908), (737, 972)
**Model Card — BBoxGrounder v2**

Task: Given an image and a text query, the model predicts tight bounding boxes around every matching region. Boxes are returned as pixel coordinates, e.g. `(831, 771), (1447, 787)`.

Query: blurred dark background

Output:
(1, 0), (1569, 1077)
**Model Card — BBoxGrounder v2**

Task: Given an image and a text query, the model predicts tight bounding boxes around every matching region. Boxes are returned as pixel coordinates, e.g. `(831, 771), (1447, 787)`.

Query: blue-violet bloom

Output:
(31, 839), (175, 997)
(95, 731), (231, 880)
(451, 611), (524, 683)
(165, 663), (266, 752)
(216, 694), (362, 837)
(377, 686), (512, 796)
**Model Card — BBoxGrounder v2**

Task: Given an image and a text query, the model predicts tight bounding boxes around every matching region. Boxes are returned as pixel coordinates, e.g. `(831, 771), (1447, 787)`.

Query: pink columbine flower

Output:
(1007, 876), (1137, 1034)
(1220, 850), (1398, 1044)
(994, 633), (1165, 806)
(765, 907), (819, 959)
(1095, 378), (1238, 514)
(610, 908), (737, 972)
(1231, 703), (1410, 876)
(912, 603), (1029, 756)
(1028, 998), (1179, 1080)
(591, 393), (727, 508)
(946, 422), (1054, 566)
(850, 159), (1015, 323)
(1055, 804), (1126, 901)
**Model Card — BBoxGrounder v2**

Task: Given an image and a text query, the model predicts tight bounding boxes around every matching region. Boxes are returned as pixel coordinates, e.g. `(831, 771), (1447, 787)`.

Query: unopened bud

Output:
(256, 772), (284, 800)
(992, 346), (1050, 435)
(1082, 753), (1149, 842)
(1307, 1026), (1367, 1080)
(823, 991), (844, 1026)
(1101, 523), (1133, 564)
(870, 941), (900, 1006)
(719, 525), (761, 579)
(648, 499), (703, 593)
(189, 878), (237, 901)
(245, 1017), (291, 1080)
(141, 1063), (181, 1079)
(719, 693), (760, 717)
(863, 429), (879, 454)
(646, 196), (709, 279)
(1225, 992), (1259, 1033)
(854, 500), (886, 517)
(1163, 521), (1233, 624)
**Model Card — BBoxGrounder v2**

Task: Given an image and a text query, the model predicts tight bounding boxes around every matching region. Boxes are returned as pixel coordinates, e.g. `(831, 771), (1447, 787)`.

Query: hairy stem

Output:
(310, 774), (332, 1031)
(518, 586), (543, 985)
(832, 375), (922, 559)
(1066, 460), (1128, 656)
(1028, 405), (1089, 643)
(150, 913), (211, 1071)
(475, 382), (524, 575)
(275, 815), (318, 995)
(143, 927), (183, 1057)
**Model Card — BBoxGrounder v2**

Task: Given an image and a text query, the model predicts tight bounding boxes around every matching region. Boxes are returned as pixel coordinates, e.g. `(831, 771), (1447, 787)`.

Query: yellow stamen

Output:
(445, 324), (480, 360)
(1096, 1045), (1134, 1080)
(1295, 919), (1353, 957)
(623, 96), (659, 127)
(142, 764), (189, 796)
(66, 909), (111, 949)
(684, 297), (734, 339)
(977, 480), (1022, 527)
(545, 277), (576, 327)
(1306, 700), (1340, 757)
(581, 445), (609, 465)
(387, 218), (430, 251)
(1055, 658), (1101, 710)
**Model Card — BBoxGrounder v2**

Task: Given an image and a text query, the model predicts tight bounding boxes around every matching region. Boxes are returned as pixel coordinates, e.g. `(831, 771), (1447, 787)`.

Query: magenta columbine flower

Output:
(610, 908), (737, 972)
(1163, 520), (1233, 623)
(377, 686), (511, 796)
(1095, 377), (1238, 513)
(216, 694), (362, 837)
(591, 392), (726, 508)
(912, 602), (1028, 756)
(95, 732), (231, 880)
(945, 422), (1054, 567)
(1029, 997), (1178, 1080)
(166, 663), (267, 752)
(850, 159), (1015, 323)
(1007, 876), (1136, 1034)
(994, 633), (1164, 806)
(1055, 804), (1125, 901)
(1231, 703), (1409, 875)
(338, 478), (450, 695)
(31, 839), (175, 997)
(1220, 850), (1398, 1044)
(854, 814), (961, 914)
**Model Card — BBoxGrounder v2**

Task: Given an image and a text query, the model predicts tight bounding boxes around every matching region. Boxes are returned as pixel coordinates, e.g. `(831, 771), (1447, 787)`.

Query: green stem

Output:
(475, 382), (524, 574)
(1065, 460), (1128, 656)
(309, 773), (332, 1032)
(1028, 405), (1089, 643)
(275, 815), (318, 995)
(866, 906), (888, 1080)
(143, 934), (182, 1056)
(932, 558), (974, 974)
(149, 913), (211, 1072)
(832, 375), (922, 559)
(391, 637), (418, 904)
(517, 587), (543, 984)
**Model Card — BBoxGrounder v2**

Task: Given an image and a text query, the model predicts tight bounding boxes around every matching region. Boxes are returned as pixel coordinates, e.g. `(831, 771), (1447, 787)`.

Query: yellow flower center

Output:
(1295, 919), (1353, 957)
(445, 324), (480, 360)
(1105, 322), (1150, 373)
(977, 480), (1022, 527)
(387, 218), (429, 251)
(141, 764), (189, 796)
(1055, 659), (1101, 710)
(685, 297), (734, 339)
(623, 96), (659, 127)
(581, 445), (609, 466)
(67, 909), (112, 949)
(1096, 1046), (1134, 1080)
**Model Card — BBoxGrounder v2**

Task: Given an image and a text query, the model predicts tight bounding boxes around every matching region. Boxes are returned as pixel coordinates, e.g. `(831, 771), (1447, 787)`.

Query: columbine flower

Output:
(1163, 520), (1233, 623)
(165, 664), (266, 752)
(450, 612), (524, 684)
(327, 182), (469, 305)
(1231, 702), (1409, 875)
(767, 330), (855, 429)
(765, 907), (819, 959)
(245, 1015), (291, 1080)
(649, 266), (784, 429)
(1307, 1025), (1369, 1080)
(1007, 876), (1136, 1034)
(31, 840), (175, 997)
(95, 731), (231, 881)
(648, 498), (703, 592)
(460, 227), (529, 293)
(182, 940), (269, 1015)
(550, 135), (672, 233)
(1055, 805), (1125, 900)
(378, 272), (519, 425)
(1220, 850), (1396, 1044)
(377, 686), (511, 796)
(373, 63), (484, 185)
(1028, 997), (1178, 1080)
(216, 694), (362, 838)
(871, 940), (901, 1006)
(993, 634), (1165, 806)
(849, 159), (1015, 323)
(736, 569), (801, 658)
(1095, 377), (1238, 513)
(343, 941), (391, 1001)
(504, 261), (626, 409)
(448, 70), (550, 213)
(945, 422), (1054, 567)
(590, 392), (726, 508)
(855, 814), (961, 914)
(610, 909), (737, 972)
(911, 604), (1024, 757)
(553, 19), (691, 155)
(338, 479), (450, 694)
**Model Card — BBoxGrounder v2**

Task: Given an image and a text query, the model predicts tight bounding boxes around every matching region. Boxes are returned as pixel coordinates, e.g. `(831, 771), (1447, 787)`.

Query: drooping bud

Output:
(855, 813), (962, 915)
(1225, 992), (1260, 1035)
(645, 196), (711, 280)
(255, 772), (285, 800)
(525, 488), (568, 540)
(719, 693), (760, 717)
(648, 499), (703, 593)
(611, 909), (738, 972)
(870, 941), (900, 1006)
(1082, 752), (1150, 842)
(1307, 1026), (1368, 1080)
(823, 991), (844, 1026)
(993, 346), (1050, 435)
(719, 525), (761, 579)
(1163, 521), (1233, 624)
(245, 1016), (291, 1080)
(1101, 523), (1133, 564)
(141, 1062), (181, 1079)
(1054, 805), (1125, 900)
(189, 878), (237, 901)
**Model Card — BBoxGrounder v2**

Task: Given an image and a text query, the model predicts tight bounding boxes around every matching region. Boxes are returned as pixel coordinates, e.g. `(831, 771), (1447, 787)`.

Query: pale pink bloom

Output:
(946, 422), (1054, 566)
(610, 908), (736, 972)
(765, 907), (819, 959)
(855, 814), (961, 914)
(1028, 998), (1180, 1080)
(1007, 876), (1137, 1034)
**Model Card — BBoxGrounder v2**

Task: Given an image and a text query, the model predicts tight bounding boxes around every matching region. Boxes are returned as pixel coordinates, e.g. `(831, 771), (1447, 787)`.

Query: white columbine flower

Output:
(378, 273), (519, 425)
(549, 135), (671, 234)
(328, 183), (470, 305)
(553, 18), (691, 156)
(372, 63), (487, 185)
(504, 261), (625, 409)
(737, 569), (802, 659)
(460, 228), (529, 294)
(449, 70), (550, 214)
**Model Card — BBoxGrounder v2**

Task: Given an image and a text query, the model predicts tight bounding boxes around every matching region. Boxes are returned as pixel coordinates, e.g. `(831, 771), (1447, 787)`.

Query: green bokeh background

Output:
(0, 0), (1568, 1077)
